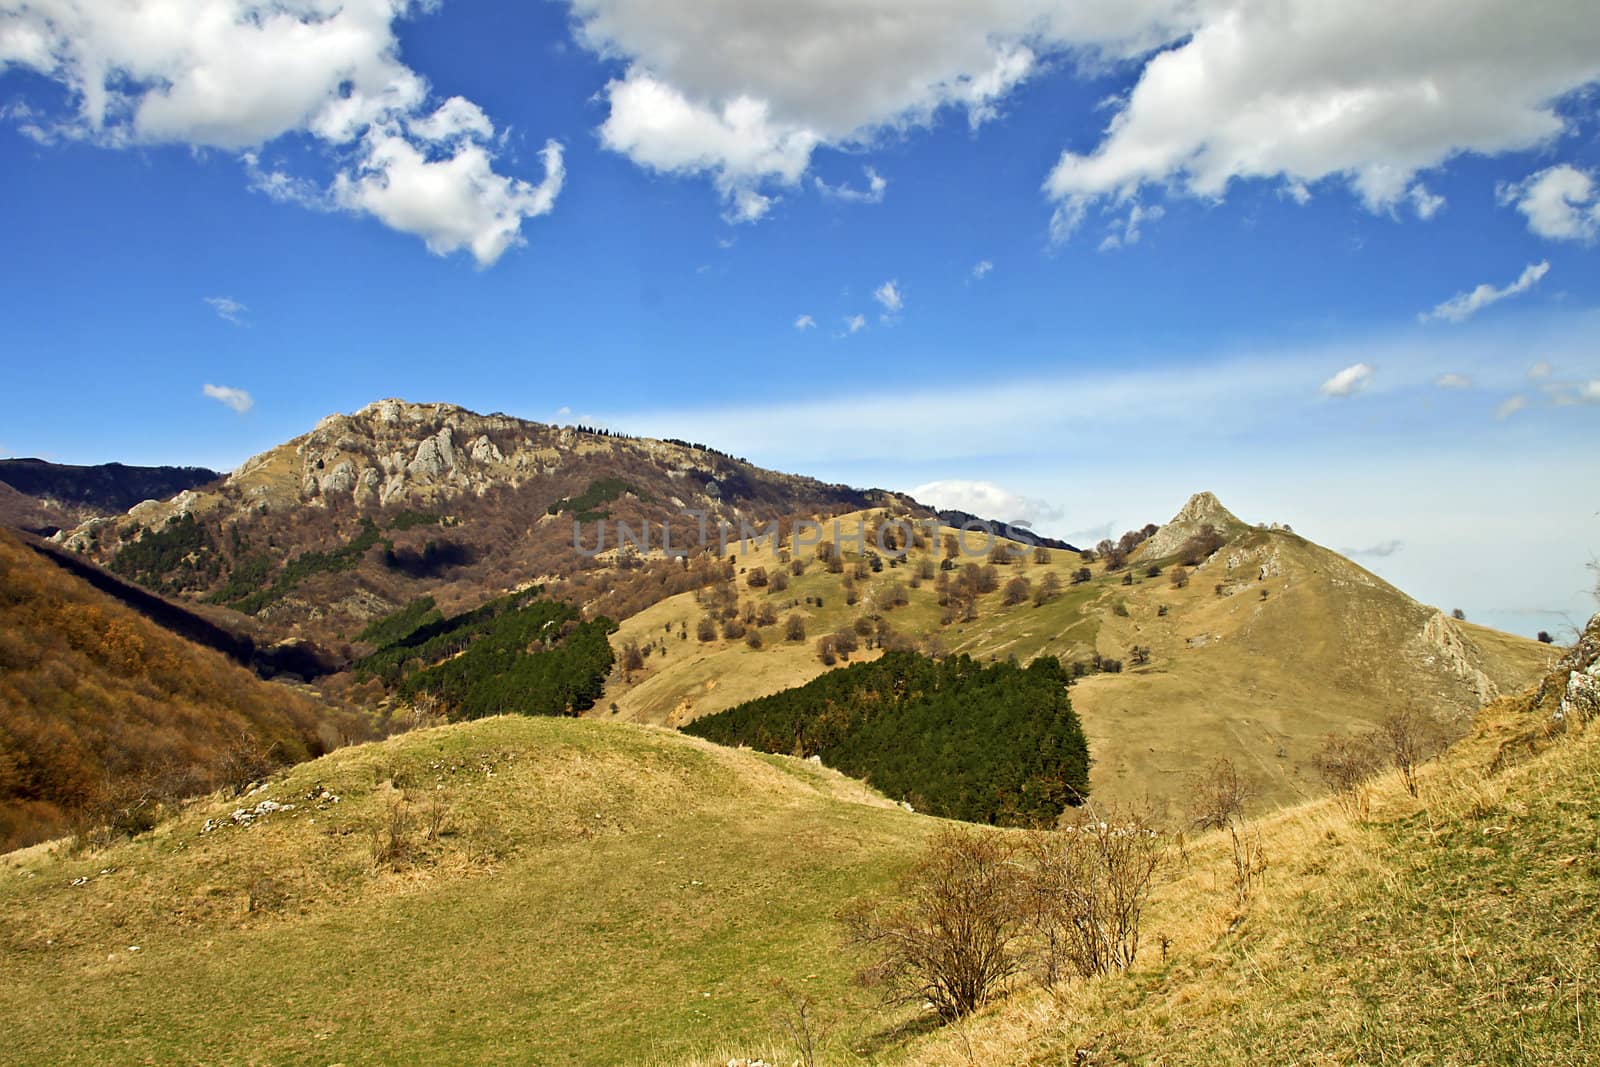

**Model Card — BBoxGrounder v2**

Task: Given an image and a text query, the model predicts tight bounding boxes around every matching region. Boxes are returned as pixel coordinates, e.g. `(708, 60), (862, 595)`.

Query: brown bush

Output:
(841, 827), (1026, 1020)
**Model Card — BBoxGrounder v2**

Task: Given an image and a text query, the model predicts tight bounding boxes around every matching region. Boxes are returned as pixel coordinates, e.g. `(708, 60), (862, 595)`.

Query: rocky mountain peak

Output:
(1142, 491), (1247, 558)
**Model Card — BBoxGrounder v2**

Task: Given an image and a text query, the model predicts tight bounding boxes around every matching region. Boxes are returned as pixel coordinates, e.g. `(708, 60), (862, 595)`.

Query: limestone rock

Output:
(1143, 491), (1247, 559)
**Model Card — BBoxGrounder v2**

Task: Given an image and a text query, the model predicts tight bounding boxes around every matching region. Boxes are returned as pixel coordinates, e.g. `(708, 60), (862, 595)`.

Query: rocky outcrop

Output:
(1546, 613), (1600, 727)
(1143, 491), (1248, 559)
(1422, 610), (1500, 705)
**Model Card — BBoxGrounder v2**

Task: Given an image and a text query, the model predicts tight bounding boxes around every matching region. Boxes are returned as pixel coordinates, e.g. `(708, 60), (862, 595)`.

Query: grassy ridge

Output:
(0, 718), (931, 1065)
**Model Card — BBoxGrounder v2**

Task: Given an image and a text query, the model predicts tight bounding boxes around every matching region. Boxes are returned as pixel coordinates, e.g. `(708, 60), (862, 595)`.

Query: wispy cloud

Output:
(1435, 373), (1473, 389)
(1320, 362), (1373, 398)
(815, 166), (887, 204)
(1421, 261), (1549, 324)
(1494, 395), (1528, 420)
(793, 314), (816, 331)
(873, 279), (903, 318)
(204, 296), (248, 325)
(842, 313), (867, 335)
(1343, 539), (1405, 558)
(971, 259), (994, 281)
(202, 384), (254, 414)
(1528, 360), (1552, 380)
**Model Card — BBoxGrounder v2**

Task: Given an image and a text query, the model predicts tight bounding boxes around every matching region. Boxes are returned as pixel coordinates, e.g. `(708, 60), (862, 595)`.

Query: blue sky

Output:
(1, 0), (1598, 637)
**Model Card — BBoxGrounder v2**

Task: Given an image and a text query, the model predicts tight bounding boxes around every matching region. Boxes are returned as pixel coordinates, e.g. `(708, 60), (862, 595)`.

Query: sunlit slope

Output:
(0, 716), (932, 1066)
(877, 624), (1600, 1067)
(596, 504), (1557, 815)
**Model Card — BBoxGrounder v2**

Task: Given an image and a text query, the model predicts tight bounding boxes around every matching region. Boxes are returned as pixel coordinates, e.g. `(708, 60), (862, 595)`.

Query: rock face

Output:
(1423, 610), (1501, 704)
(1142, 491), (1248, 559)
(1547, 612), (1600, 727)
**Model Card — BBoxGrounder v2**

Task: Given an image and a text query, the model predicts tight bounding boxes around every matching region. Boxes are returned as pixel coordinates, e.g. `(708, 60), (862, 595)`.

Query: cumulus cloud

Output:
(1321, 363), (1374, 398)
(873, 280), (904, 317)
(1421, 262), (1550, 324)
(1499, 164), (1600, 242)
(815, 166), (887, 204)
(1495, 395), (1528, 420)
(1435, 373), (1473, 389)
(842, 313), (867, 335)
(971, 259), (994, 281)
(572, 0), (1190, 219)
(202, 383), (253, 414)
(1045, 2), (1600, 241)
(204, 296), (247, 325)
(911, 479), (1064, 530)
(0, 1), (561, 265)
(793, 314), (816, 330)
(333, 136), (564, 266)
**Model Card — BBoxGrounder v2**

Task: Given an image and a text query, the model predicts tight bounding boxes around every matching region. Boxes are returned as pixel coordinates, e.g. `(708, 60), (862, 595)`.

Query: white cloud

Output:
(971, 259), (994, 281)
(1408, 184), (1446, 221)
(1435, 373), (1473, 389)
(204, 296), (247, 325)
(842, 313), (867, 335)
(333, 135), (564, 267)
(573, 0), (1191, 218)
(0, 1), (562, 266)
(1045, 2), (1600, 241)
(202, 383), (253, 414)
(1495, 395), (1528, 420)
(873, 279), (903, 316)
(911, 479), (1063, 530)
(815, 166), (887, 204)
(1320, 362), (1373, 398)
(1528, 360), (1553, 380)
(1499, 164), (1600, 242)
(1098, 201), (1164, 251)
(793, 314), (816, 330)
(1421, 261), (1550, 324)
(1582, 380), (1600, 403)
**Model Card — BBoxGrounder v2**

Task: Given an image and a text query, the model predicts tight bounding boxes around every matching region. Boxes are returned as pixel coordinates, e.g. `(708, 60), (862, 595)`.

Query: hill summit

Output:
(1141, 490), (1249, 558)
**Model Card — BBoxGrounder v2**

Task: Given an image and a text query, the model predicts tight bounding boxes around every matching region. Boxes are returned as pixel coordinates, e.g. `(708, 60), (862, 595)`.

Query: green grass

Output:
(0, 718), (933, 1066)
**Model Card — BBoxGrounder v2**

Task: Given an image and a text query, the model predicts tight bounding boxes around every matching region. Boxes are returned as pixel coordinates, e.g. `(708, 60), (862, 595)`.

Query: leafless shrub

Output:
(840, 827), (1026, 1020)
(1314, 733), (1381, 813)
(770, 980), (830, 1067)
(1189, 759), (1264, 903)
(1021, 810), (1166, 987)
(372, 796), (412, 869)
(423, 790), (449, 843)
(1376, 708), (1442, 798)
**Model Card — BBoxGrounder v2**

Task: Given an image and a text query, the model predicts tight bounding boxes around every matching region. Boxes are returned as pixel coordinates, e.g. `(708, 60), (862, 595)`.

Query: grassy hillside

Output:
(5, 631), (1592, 1066)
(0, 530), (362, 851)
(642, 626), (1598, 1066)
(599, 506), (1558, 816)
(867, 649), (1600, 1066)
(0, 717), (934, 1066)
